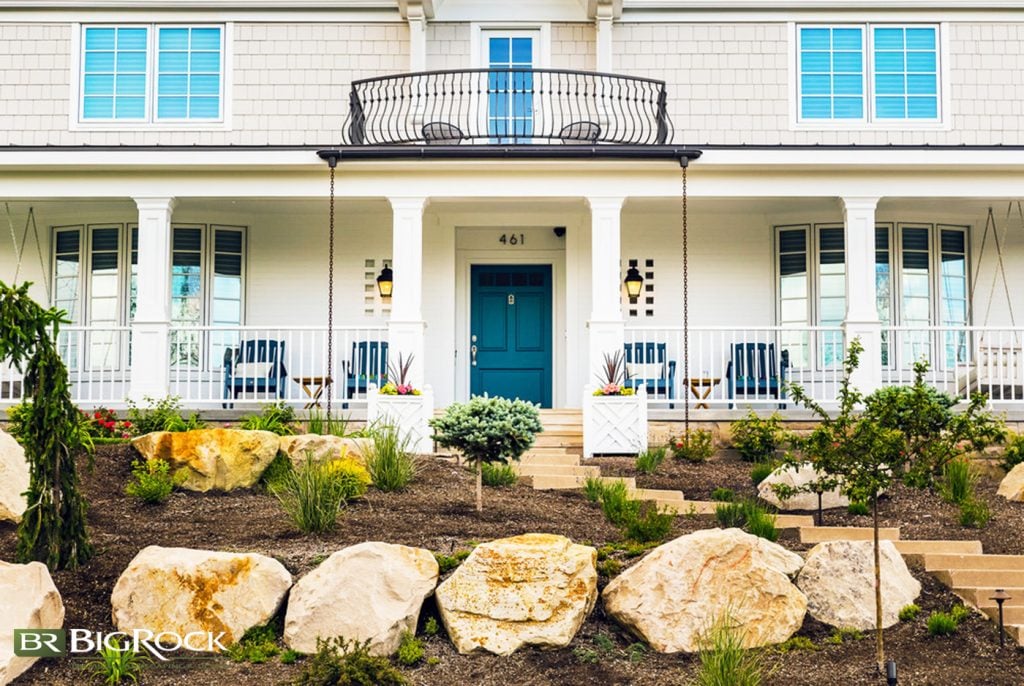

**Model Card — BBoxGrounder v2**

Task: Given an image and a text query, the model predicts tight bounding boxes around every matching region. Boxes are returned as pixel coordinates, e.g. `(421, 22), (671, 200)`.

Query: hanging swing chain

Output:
(682, 161), (690, 434)
(326, 164), (336, 418)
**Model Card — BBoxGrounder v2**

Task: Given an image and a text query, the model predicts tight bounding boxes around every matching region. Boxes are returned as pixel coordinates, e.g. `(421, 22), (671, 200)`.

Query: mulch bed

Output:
(1, 445), (1022, 685)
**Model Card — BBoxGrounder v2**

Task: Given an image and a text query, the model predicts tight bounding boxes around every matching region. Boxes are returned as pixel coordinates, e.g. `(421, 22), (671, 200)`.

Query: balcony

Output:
(341, 68), (673, 147)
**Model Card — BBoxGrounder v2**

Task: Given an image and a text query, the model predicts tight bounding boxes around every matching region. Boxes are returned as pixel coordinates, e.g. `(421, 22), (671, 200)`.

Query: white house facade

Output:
(2, 0), (1024, 415)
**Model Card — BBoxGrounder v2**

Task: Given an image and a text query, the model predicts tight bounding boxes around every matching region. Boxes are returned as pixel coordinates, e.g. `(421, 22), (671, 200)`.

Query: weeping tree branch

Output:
(1, 281), (93, 570)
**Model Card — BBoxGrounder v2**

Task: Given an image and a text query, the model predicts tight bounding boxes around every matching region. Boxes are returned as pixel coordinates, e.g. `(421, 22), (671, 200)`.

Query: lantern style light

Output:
(376, 265), (394, 298)
(623, 266), (644, 303)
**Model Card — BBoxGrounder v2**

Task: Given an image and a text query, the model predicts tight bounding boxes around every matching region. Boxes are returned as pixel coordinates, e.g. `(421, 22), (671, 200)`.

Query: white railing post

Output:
(130, 197), (175, 402)
(388, 197), (427, 388)
(842, 197), (883, 395)
(587, 197), (626, 386)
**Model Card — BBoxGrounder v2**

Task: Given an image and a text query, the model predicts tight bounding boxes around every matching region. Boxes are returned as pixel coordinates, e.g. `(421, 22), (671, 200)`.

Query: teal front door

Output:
(470, 264), (553, 407)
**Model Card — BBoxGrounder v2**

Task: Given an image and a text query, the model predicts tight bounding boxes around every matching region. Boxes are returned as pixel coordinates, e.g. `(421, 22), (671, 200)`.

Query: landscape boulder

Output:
(758, 463), (850, 511)
(0, 561), (65, 686)
(602, 528), (806, 653)
(284, 542), (438, 655)
(435, 533), (597, 656)
(796, 540), (921, 630)
(131, 429), (279, 491)
(111, 546), (291, 648)
(278, 434), (373, 467)
(997, 462), (1024, 501)
(0, 429), (29, 523)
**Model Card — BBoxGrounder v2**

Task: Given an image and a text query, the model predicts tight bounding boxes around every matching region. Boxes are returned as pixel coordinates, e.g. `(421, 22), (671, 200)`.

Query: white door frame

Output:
(455, 244), (566, 407)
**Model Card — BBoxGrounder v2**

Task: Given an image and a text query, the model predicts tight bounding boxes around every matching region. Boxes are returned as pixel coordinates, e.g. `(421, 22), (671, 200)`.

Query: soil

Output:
(2, 445), (1023, 686)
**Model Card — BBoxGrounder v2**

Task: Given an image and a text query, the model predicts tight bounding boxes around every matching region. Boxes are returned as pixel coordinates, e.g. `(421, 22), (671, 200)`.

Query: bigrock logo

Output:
(14, 629), (227, 661)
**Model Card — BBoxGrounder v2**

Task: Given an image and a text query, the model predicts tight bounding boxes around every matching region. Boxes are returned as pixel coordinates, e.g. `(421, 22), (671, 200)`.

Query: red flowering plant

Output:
(81, 407), (133, 441)
(379, 353), (421, 396)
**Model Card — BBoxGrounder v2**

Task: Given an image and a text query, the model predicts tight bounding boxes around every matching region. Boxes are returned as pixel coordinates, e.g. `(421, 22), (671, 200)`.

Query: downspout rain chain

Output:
(681, 157), (690, 435)
(325, 155), (337, 419)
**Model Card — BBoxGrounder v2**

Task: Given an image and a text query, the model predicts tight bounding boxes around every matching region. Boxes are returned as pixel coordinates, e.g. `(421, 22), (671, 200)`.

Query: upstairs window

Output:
(797, 24), (940, 124)
(80, 25), (224, 124)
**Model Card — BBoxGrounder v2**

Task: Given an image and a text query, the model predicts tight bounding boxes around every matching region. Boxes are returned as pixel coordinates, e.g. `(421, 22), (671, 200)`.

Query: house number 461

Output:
(499, 233), (525, 246)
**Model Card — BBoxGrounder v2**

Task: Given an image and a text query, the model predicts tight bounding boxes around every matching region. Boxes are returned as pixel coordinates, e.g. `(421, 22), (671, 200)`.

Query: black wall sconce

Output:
(624, 266), (644, 303)
(376, 265), (393, 298)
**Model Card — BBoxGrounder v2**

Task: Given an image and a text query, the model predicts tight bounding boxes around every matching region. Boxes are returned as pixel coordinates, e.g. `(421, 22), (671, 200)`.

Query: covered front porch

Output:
(3, 176), (1024, 415)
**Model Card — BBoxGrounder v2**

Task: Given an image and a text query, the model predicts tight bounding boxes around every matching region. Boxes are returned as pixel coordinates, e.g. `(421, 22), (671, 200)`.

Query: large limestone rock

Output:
(0, 430), (29, 523)
(435, 533), (598, 656)
(131, 429), (279, 491)
(0, 561), (65, 685)
(111, 546), (291, 648)
(997, 462), (1024, 501)
(602, 528), (806, 653)
(796, 540), (921, 631)
(284, 542), (438, 655)
(758, 463), (850, 511)
(278, 435), (373, 467)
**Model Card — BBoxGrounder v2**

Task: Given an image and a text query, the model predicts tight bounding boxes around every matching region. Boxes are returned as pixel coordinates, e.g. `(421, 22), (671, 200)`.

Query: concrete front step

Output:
(893, 539), (983, 564)
(925, 554), (1024, 573)
(533, 438), (585, 448)
(799, 526), (901, 544)
(520, 453), (581, 467)
(954, 586), (1024, 608)
(516, 464), (600, 478)
(530, 474), (636, 491)
(939, 570), (1024, 589)
(981, 605), (1024, 626)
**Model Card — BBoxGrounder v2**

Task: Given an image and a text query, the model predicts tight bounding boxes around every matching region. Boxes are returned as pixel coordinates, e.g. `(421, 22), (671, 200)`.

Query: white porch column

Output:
(587, 197), (626, 389)
(129, 197), (176, 401)
(406, 4), (427, 72)
(388, 197), (428, 388)
(842, 196), (883, 394)
(591, 0), (618, 72)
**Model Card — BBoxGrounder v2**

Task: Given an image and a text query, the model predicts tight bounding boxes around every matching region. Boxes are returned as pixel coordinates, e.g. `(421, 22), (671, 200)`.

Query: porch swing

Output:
(955, 203), (1023, 400)
(4, 203), (47, 398)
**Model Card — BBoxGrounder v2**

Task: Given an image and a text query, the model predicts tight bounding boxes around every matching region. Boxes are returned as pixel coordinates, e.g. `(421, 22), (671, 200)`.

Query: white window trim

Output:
(69, 21), (233, 132)
(470, 22), (551, 68)
(789, 21), (952, 132)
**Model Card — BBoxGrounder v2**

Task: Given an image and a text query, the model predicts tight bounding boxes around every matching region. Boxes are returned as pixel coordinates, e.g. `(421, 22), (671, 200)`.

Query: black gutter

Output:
(316, 145), (702, 166)
(1, 143), (1024, 152)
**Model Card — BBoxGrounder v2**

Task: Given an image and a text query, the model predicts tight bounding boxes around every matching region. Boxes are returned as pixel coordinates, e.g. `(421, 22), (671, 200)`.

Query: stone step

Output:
(519, 453), (581, 467)
(631, 488), (687, 503)
(515, 464), (600, 478)
(980, 605), (1024, 626)
(526, 446), (576, 455)
(799, 526), (901, 544)
(940, 570), (1024, 589)
(893, 539), (983, 564)
(775, 514), (816, 529)
(1007, 625), (1024, 647)
(953, 586), (1024, 608)
(925, 554), (1024, 573)
(529, 474), (635, 491)
(532, 439), (585, 448)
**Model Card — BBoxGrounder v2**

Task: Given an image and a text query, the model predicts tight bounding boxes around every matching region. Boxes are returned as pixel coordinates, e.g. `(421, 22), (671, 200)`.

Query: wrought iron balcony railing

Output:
(342, 68), (673, 146)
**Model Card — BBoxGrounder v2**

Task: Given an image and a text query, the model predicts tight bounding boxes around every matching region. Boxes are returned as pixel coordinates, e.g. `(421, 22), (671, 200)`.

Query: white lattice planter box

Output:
(367, 385), (434, 454)
(583, 385), (648, 458)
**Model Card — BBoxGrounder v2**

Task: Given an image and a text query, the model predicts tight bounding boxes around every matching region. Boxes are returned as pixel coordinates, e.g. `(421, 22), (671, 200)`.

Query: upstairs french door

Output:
(483, 31), (538, 142)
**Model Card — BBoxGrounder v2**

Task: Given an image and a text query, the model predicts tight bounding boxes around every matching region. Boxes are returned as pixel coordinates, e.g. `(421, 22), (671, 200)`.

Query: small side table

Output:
(684, 377), (721, 410)
(294, 376), (333, 409)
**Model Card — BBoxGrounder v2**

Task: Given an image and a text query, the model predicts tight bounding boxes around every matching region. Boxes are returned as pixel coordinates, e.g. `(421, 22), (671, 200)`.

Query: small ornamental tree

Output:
(429, 395), (542, 512)
(779, 340), (1003, 672)
(0, 281), (93, 570)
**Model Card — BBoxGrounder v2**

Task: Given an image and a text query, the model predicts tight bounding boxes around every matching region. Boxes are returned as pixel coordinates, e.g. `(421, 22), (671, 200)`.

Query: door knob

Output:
(471, 344), (478, 366)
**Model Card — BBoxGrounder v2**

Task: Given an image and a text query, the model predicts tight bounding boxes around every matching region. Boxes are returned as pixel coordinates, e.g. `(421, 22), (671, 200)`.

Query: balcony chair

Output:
(345, 340), (389, 399)
(222, 339), (288, 408)
(623, 342), (676, 402)
(422, 122), (465, 145)
(559, 121), (601, 144)
(726, 343), (789, 409)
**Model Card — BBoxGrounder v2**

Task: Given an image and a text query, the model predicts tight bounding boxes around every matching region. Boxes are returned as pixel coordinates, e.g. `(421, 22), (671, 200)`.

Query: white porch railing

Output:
(169, 325), (389, 408)
(624, 326), (846, 408)
(0, 326), (133, 406)
(882, 326), (1024, 404)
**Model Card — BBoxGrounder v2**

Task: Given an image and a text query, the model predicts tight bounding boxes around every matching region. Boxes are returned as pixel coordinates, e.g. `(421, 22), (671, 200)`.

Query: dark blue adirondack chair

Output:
(222, 339), (287, 408)
(623, 342), (676, 400)
(726, 343), (789, 409)
(345, 341), (389, 398)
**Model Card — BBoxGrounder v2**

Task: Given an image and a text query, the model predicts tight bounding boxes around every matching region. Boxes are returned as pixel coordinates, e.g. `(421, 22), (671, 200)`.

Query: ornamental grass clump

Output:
(364, 425), (417, 492)
(84, 639), (150, 685)
(272, 455), (356, 534)
(240, 402), (299, 435)
(598, 479), (641, 527)
(429, 395), (542, 512)
(635, 446), (667, 474)
(623, 502), (674, 544)
(480, 461), (518, 487)
(124, 459), (187, 504)
(694, 614), (764, 686)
